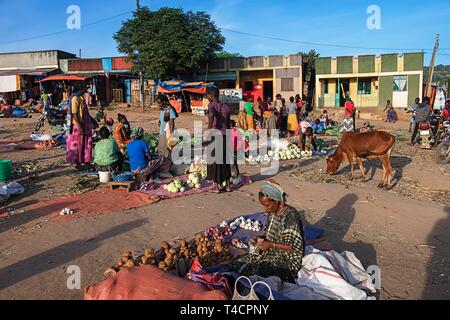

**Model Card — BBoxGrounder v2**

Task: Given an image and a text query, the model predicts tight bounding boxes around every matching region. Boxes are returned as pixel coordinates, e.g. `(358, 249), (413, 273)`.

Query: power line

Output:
(0, 11), (132, 46)
(221, 27), (450, 55)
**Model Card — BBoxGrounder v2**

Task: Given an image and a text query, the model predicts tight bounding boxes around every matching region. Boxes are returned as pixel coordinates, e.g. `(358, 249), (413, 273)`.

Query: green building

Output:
(315, 53), (424, 110)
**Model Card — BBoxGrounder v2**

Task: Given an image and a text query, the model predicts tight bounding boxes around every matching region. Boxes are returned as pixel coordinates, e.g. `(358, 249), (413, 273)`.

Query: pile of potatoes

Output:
(106, 236), (234, 276)
(194, 234), (233, 267)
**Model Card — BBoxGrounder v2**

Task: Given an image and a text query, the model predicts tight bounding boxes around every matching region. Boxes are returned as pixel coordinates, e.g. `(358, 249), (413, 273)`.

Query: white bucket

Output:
(99, 171), (111, 183)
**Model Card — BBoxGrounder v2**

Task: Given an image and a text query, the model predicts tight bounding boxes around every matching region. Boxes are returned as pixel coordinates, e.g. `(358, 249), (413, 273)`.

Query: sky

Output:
(0, 0), (449, 64)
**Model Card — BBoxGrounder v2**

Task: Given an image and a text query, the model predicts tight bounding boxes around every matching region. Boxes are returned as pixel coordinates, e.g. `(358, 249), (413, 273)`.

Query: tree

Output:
(300, 49), (320, 81)
(114, 7), (225, 79)
(215, 51), (244, 59)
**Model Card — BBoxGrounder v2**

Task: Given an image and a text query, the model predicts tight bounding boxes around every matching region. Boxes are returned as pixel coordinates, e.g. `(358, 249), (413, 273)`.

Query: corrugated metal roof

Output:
(0, 68), (58, 76)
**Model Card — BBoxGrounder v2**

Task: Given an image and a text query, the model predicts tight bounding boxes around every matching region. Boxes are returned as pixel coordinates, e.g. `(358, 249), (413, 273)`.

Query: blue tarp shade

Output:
(102, 58), (113, 72)
(158, 81), (217, 93)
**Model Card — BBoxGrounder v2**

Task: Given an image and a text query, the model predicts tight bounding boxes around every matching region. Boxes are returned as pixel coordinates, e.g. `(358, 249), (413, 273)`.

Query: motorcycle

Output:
(435, 121), (450, 164)
(35, 105), (67, 132)
(416, 115), (448, 149)
(429, 115), (447, 147)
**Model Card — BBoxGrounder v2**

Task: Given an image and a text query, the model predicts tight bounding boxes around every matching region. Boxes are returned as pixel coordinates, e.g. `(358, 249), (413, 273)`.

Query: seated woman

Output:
(113, 114), (131, 154)
(222, 180), (305, 283)
(94, 127), (123, 172)
(127, 127), (163, 180)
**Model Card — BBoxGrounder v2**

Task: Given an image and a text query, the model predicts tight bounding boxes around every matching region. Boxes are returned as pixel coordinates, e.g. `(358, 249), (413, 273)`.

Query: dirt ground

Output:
(0, 106), (449, 300)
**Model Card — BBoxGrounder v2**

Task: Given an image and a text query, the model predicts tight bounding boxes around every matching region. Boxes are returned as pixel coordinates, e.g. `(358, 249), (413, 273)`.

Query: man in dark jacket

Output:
(410, 97), (432, 145)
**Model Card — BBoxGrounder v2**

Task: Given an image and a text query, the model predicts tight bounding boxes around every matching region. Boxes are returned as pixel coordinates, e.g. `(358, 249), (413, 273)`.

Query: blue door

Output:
(124, 79), (131, 103)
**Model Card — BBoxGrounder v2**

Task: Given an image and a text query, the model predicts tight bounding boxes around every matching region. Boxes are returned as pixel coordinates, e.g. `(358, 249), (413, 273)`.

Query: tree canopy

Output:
(214, 51), (244, 59)
(114, 7), (225, 79)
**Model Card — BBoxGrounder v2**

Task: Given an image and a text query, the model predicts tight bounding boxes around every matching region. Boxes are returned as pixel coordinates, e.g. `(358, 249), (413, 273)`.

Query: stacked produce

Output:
(245, 143), (315, 164)
(193, 235), (233, 267)
(105, 235), (234, 276)
(162, 172), (206, 193)
(228, 216), (262, 232)
(163, 178), (187, 193)
(186, 173), (204, 189)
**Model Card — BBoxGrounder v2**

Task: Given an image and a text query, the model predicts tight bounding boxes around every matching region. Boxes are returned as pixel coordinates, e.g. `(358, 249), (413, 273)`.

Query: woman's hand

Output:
(259, 241), (274, 251)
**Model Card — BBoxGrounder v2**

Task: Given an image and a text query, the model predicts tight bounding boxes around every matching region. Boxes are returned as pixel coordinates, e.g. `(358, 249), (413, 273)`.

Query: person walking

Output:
(206, 89), (232, 193)
(383, 100), (395, 123)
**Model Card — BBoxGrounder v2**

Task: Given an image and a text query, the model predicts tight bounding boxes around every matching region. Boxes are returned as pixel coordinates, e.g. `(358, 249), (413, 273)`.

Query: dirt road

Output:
(0, 108), (449, 300)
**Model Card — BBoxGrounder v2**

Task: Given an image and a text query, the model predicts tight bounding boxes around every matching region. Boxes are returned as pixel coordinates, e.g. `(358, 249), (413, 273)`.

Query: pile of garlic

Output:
(228, 217), (262, 232)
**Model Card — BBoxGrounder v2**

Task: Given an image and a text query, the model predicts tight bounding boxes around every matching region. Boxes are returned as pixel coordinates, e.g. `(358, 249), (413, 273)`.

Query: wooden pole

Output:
(426, 34), (439, 98)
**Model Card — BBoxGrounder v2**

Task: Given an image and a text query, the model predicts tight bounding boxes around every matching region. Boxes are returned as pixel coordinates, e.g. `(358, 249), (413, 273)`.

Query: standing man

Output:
(407, 98), (420, 132)
(410, 97), (432, 145)
(157, 94), (177, 177)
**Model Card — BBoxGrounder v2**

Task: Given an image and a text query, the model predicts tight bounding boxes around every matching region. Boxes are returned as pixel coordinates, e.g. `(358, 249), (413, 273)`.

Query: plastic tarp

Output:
(295, 246), (377, 300)
(0, 182), (25, 204)
(0, 75), (20, 93)
(157, 81), (216, 94)
(84, 265), (227, 300)
(41, 75), (86, 82)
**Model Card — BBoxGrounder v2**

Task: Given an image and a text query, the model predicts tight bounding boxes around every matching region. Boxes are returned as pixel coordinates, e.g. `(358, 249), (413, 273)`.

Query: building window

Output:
(358, 78), (372, 95)
(324, 79), (329, 94)
(393, 75), (408, 92)
(244, 81), (253, 91)
(281, 78), (294, 92)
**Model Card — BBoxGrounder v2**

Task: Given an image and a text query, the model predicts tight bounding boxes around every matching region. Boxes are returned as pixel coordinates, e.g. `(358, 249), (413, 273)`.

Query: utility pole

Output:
(426, 34), (439, 98)
(135, 0), (145, 109)
(79, 48), (82, 59)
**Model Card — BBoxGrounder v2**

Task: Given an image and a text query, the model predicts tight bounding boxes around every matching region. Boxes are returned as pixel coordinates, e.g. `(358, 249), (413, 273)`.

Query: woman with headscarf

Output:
(66, 83), (93, 170)
(222, 180), (305, 283)
(127, 127), (163, 180)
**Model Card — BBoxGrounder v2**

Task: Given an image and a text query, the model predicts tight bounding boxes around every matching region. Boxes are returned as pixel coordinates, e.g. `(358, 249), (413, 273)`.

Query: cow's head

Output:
(326, 154), (341, 175)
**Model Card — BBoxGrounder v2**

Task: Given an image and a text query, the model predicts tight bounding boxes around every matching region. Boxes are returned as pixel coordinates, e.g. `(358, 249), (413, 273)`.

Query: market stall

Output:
(157, 81), (215, 115)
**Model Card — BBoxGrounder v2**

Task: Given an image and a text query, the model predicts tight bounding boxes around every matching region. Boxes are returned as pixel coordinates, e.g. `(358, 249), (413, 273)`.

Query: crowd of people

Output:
(238, 93), (336, 152)
(65, 84), (178, 181)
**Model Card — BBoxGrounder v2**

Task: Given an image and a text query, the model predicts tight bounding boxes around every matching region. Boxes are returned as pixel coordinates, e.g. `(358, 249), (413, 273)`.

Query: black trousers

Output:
(411, 123), (419, 144)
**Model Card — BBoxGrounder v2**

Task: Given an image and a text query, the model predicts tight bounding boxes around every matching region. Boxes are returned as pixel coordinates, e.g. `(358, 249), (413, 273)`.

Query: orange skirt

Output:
(246, 115), (255, 130)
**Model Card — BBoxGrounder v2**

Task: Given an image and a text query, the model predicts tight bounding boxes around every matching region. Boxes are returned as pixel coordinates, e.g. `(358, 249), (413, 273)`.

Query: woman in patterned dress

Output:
(225, 180), (305, 283)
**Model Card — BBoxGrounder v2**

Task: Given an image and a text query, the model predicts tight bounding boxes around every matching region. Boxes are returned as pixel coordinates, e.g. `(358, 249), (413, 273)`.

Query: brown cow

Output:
(326, 131), (396, 190)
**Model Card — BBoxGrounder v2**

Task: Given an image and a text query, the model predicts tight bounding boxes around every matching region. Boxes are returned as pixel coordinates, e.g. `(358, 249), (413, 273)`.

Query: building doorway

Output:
(338, 79), (350, 107)
(263, 81), (274, 101)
